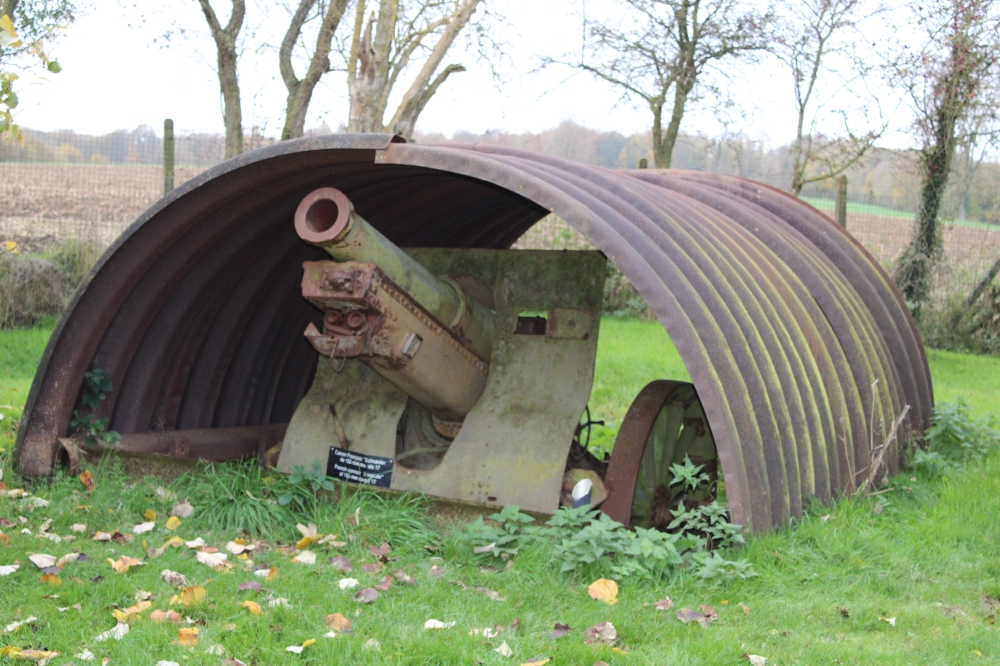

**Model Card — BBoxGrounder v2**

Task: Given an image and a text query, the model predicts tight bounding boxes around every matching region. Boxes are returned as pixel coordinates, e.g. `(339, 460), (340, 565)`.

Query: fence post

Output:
(834, 175), (848, 229)
(163, 118), (175, 195)
(637, 158), (648, 169)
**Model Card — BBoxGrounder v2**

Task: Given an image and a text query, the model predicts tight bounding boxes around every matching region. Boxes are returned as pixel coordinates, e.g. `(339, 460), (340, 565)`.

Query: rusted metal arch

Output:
(13, 134), (931, 533)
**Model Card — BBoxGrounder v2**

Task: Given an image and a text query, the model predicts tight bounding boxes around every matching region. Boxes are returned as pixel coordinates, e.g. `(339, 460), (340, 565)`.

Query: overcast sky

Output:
(11, 0), (911, 149)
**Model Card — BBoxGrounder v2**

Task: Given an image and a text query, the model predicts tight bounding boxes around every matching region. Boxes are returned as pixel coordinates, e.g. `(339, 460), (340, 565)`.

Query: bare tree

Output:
(775, 0), (886, 196)
(197, 0), (246, 158)
(549, 0), (771, 168)
(279, 0), (350, 140)
(890, 0), (1000, 315)
(344, 0), (485, 139)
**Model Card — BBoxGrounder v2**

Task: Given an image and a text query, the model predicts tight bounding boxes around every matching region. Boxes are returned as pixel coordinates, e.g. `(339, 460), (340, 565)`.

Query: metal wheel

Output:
(602, 380), (717, 528)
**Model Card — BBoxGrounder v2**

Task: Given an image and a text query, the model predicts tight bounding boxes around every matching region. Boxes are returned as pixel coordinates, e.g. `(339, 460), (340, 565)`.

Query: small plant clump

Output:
(912, 399), (1000, 474)
(454, 470), (754, 583)
(279, 461), (337, 513)
(69, 367), (121, 446)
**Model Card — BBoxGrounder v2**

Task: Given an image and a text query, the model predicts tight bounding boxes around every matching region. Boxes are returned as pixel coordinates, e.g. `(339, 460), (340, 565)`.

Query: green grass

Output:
(2, 319), (999, 664)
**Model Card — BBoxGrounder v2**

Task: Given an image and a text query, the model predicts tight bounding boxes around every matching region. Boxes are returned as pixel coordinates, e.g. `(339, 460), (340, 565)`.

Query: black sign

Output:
(326, 447), (393, 488)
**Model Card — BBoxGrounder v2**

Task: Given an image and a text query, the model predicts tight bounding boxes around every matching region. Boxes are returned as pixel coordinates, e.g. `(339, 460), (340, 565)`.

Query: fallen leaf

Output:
(423, 619), (456, 629)
(326, 612), (352, 633)
(429, 564), (443, 577)
(677, 607), (717, 627)
(587, 578), (618, 605)
(156, 487), (177, 501)
(363, 638), (380, 650)
(196, 551), (227, 568)
(744, 655), (767, 666)
(474, 542), (497, 555)
(144, 509), (157, 521)
(180, 585), (207, 607)
(355, 587), (379, 603)
(39, 573), (62, 585)
(164, 535), (184, 548)
(583, 621), (616, 646)
(175, 626), (199, 646)
(56, 552), (80, 567)
(701, 605), (719, 622)
(368, 542), (391, 559)
(77, 649), (96, 661)
(317, 533), (346, 547)
(543, 622), (570, 639)
(881, 616), (897, 626)
(165, 516), (182, 531)
(292, 550), (316, 565)
(95, 622), (130, 642)
(296, 536), (317, 550)
(226, 540), (255, 555)
(4, 616), (37, 632)
(285, 638), (316, 654)
(0, 563), (19, 576)
(374, 575), (393, 591)
(653, 598), (674, 611)
(265, 566), (279, 582)
(392, 568), (416, 585)
(132, 521), (155, 535)
(112, 600), (151, 622)
(267, 596), (292, 608)
(156, 661), (180, 666)
(28, 553), (57, 569)
(470, 627), (500, 638)
(242, 600), (263, 615)
(330, 555), (352, 572)
(360, 562), (382, 574)
(109, 556), (143, 574)
(339, 577), (359, 590)
(237, 580), (262, 592)
(150, 609), (184, 624)
(520, 658), (550, 666)
(161, 569), (187, 586)
(840, 606), (850, 618)
(171, 499), (195, 518)
(79, 470), (94, 491)
(495, 640), (513, 657)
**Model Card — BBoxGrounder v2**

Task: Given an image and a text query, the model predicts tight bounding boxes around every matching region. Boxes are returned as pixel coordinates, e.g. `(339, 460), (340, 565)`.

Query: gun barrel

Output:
(295, 188), (494, 360)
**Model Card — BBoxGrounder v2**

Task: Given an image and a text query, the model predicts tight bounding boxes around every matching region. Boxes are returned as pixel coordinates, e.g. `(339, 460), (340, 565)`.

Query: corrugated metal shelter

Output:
(13, 134), (931, 532)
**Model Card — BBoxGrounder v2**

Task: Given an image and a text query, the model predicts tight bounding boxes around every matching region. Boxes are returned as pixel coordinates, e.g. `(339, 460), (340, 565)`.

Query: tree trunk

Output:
(197, 0), (246, 159)
(650, 99), (667, 168)
(280, 0), (350, 140)
(657, 71), (694, 169)
(894, 104), (957, 314)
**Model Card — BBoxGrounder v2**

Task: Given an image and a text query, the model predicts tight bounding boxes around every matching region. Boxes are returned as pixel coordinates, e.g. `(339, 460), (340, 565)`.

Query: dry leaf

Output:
(330, 556), (352, 572)
(423, 619), (456, 629)
(285, 639), (316, 654)
(226, 540), (255, 555)
(368, 542), (391, 559)
(171, 499), (195, 518)
(339, 577), (359, 590)
(701, 604), (719, 621)
(355, 587), (379, 603)
(292, 551), (316, 565)
(0, 563), (19, 576)
(374, 575), (393, 591)
(180, 585), (207, 607)
(56, 552), (80, 567)
(184, 538), (205, 549)
(132, 521), (155, 534)
(94, 622), (130, 642)
(265, 566), (279, 582)
(175, 627), (199, 646)
(165, 516), (182, 531)
(4, 616), (37, 632)
(474, 542), (497, 555)
(361, 562), (382, 574)
(237, 581), (262, 591)
(242, 600), (263, 615)
(881, 616), (897, 626)
(112, 600), (151, 622)
(677, 607), (717, 627)
(470, 627), (499, 638)
(549, 623), (571, 639)
(79, 470), (94, 491)
(196, 551), (227, 568)
(495, 641), (513, 657)
(150, 609), (184, 624)
(144, 509), (157, 521)
(317, 533), (346, 547)
(583, 621), (616, 646)
(155, 487), (177, 501)
(109, 556), (143, 574)
(267, 596), (292, 608)
(392, 568), (416, 585)
(326, 612), (352, 633)
(39, 573), (62, 585)
(429, 564), (443, 577)
(296, 536), (317, 550)
(164, 535), (184, 548)
(745, 656), (767, 666)
(69, 523), (86, 533)
(587, 578), (618, 605)
(28, 553), (57, 569)
(653, 598), (674, 611)
(520, 658), (550, 666)
(161, 569), (187, 586)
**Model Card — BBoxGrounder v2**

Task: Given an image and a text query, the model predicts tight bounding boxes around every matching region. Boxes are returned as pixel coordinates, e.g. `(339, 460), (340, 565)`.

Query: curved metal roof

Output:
(13, 134), (931, 532)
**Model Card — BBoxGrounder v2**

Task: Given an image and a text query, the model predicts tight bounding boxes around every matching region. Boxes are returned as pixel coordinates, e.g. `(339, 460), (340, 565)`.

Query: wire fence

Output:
(3, 125), (1000, 297)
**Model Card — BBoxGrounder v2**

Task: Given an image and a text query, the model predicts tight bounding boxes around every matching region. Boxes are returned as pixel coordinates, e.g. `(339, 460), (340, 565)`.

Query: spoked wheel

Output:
(602, 380), (718, 528)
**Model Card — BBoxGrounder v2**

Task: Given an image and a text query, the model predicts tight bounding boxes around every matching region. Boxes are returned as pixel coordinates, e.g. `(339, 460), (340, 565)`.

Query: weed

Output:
(914, 399), (1000, 474)
(68, 368), (120, 447)
(43, 238), (103, 289)
(0, 252), (68, 328)
(278, 461), (336, 514)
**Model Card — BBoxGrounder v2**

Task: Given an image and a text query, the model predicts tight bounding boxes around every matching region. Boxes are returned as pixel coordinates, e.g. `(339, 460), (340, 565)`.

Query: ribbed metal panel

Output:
(13, 135), (931, 532)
